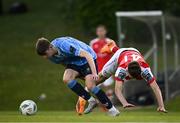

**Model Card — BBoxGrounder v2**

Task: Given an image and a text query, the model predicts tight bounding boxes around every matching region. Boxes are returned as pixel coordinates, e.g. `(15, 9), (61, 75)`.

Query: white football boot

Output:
(84, 97), (97, 114)
(108, 106), (120, 116)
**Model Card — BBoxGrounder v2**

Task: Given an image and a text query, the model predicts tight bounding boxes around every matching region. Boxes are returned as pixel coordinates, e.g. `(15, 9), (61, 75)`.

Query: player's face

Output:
(43, 45), (56, 59)
(96, 27), (107, 38)
(128, 71), (142, 79)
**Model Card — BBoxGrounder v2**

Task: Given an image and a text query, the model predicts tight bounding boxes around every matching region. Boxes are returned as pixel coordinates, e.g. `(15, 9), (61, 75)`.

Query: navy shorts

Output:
(66, 60), (98, 78)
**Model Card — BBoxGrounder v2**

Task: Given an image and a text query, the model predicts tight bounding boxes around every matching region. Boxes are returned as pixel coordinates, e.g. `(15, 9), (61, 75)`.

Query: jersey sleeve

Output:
(112, 46), (120, 53)
(115, 67), (127, 82)
(141, 68), (155, 85)
(60, 40), (81, 56)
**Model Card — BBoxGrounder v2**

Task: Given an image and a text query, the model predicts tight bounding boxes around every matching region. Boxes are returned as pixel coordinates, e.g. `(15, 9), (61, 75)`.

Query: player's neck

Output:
(53, 47), (58, 55)
(98, 36), (106, 40)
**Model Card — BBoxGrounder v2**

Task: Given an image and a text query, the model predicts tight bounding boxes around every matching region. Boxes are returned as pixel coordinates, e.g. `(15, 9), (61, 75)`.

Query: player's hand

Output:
(123, 103), (135, 108)
(91, 74), (99, 81)
(157, 107), (168, 113)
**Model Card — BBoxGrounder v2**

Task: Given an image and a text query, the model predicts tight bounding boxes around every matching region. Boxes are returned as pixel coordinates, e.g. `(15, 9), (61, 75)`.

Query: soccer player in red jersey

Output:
(90, 25), (113, 72)
(85, 41), (167, 113)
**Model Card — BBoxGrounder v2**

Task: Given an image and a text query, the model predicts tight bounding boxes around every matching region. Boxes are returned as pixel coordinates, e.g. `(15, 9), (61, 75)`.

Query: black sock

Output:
(91, 86), (113, 109)
(67, 80), (91, 100)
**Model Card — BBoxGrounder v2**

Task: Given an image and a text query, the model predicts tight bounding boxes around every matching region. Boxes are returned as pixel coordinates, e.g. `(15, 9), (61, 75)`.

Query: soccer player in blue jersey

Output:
(35, 37), (120, 116)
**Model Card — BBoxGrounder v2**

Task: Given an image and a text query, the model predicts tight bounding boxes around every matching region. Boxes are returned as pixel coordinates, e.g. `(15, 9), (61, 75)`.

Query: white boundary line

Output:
(0, 122), (180, 123)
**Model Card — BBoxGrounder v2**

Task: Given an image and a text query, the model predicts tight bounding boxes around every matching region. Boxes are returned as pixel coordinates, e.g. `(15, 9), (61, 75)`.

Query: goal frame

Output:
(115, 11), (169, 101)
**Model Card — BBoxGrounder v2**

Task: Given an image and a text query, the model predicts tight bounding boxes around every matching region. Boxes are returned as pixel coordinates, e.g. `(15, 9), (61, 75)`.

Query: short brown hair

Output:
(128, 61), (141, 78)
(36, 37), (50, 55)
(97, 24), (107, 30)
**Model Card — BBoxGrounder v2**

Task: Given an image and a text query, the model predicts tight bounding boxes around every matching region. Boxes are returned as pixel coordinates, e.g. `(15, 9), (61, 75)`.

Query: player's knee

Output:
(63, 78), (72, 84)
(63, 69), (78, 84)
(86, 83), (95, 90)
(86, 81), (96, 90)
(63, 75), (76, 84)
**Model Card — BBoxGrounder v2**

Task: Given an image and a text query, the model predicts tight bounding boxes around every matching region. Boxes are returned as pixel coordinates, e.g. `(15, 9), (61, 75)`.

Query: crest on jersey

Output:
(116, 68), (126, 80)
(70, 46), (76, 54)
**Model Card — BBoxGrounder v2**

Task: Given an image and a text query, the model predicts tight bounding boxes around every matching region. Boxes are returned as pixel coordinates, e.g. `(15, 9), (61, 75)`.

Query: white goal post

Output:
(115, 11), (169, 101)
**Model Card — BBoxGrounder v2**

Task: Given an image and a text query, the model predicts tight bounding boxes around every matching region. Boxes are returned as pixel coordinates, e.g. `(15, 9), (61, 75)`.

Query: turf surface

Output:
(0, 110), (179, 122)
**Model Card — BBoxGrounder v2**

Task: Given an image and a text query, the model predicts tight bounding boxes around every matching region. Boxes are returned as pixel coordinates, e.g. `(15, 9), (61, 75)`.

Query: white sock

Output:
(109, 106), (115, 111)
(88, 96), (95, 102)
(85, 87), (89, 91)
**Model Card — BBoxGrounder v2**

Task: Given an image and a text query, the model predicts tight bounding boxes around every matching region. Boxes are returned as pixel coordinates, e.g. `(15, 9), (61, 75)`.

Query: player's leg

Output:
(98, 76), (114, 103)
(84, 75), (119, 116)
(73, 59), (119, 116)
(95, 75), (113, 112)
(76, 71), (108, 112)
(84, 57), (117, 114)
(95, 71), (108, 85)
(76, 72), (108, 114)
(85, 75), (112, 109)
(98, 75), (114, 88)
(63, 69), (93, 102)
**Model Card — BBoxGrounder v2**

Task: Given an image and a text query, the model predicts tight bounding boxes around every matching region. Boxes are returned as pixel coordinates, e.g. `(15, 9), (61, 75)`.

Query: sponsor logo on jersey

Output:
(116, 68), (126, 80)
(141, 69), (153, 81)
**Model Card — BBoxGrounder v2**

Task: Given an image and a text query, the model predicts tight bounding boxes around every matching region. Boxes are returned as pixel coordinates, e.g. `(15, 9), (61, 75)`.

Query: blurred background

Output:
(0, 0), (180, 111)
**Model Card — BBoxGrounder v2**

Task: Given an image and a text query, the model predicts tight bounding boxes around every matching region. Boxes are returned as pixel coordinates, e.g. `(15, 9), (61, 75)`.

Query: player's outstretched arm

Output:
(150, 81), (167, 113)
(79, 49), (98, 80)
(115, 81), (135, 108)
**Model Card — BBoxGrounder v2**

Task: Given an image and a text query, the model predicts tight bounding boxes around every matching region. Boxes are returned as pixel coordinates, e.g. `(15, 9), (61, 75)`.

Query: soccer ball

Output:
(19, 100), (37, 115)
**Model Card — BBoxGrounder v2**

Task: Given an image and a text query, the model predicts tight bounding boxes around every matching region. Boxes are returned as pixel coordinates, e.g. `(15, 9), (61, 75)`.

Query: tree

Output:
(0, 0), (2, 15)
(62, 0), (180, 39)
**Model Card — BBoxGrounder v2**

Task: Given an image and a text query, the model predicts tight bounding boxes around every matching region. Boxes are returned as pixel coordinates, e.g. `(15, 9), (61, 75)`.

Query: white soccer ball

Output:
(19, 100), (37, 115)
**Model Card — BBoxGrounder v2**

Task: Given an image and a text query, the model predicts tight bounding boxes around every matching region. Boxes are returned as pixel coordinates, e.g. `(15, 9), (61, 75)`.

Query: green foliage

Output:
(62, 0), (180, 39)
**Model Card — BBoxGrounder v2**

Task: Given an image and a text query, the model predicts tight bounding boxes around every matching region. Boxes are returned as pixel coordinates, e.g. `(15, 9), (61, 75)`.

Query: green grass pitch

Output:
(0, 94), (180, 123)
(0, 110), (180, 122)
